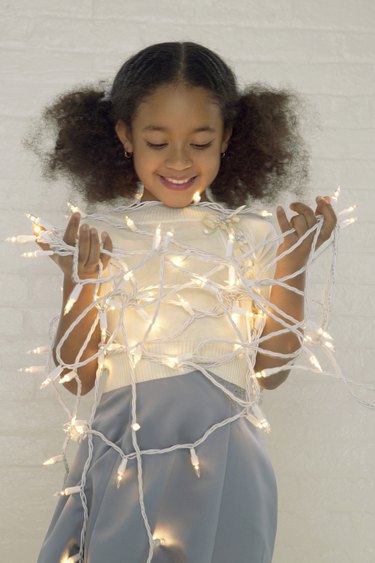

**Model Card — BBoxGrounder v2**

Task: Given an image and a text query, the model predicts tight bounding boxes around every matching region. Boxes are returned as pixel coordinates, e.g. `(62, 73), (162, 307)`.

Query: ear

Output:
(114, 119), (134, 152)
(221, 126), (233, 152)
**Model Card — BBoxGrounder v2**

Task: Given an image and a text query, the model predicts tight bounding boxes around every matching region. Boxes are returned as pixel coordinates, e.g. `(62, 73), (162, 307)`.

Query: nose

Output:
(165, 145), (192, 170)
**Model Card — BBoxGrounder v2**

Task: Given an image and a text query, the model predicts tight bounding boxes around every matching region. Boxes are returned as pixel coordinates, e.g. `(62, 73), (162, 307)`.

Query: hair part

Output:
(23, 41), (310, 207)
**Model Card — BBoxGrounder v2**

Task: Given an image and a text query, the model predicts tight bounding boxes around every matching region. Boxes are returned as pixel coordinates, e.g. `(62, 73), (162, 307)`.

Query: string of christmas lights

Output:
(9, 185), (370, 563)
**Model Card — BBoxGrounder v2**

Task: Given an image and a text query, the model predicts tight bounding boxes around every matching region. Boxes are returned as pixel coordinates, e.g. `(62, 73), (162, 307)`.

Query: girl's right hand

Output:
(33, 212), (113, 279)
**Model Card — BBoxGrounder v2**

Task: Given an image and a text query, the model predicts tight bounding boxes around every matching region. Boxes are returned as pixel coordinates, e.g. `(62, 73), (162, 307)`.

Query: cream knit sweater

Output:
(85, 201), (278, 395)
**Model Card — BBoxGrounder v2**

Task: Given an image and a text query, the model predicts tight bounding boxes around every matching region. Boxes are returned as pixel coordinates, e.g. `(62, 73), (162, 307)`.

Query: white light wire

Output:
(15, 196), (368, 562)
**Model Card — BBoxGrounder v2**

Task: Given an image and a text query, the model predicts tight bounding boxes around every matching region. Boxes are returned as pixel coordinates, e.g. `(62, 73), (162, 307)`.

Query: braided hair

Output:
(23, 41), (310, 208)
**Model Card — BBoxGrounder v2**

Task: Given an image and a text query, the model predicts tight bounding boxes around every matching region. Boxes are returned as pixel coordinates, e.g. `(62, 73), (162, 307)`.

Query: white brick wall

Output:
(1, 1), (374, 561)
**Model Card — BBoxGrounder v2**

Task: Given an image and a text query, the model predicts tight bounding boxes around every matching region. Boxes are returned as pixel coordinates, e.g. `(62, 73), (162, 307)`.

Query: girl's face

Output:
(115, 83), (232, 208)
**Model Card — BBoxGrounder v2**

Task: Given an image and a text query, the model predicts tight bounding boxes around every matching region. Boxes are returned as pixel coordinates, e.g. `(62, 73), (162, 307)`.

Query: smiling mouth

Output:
(159, 175), (197, 190)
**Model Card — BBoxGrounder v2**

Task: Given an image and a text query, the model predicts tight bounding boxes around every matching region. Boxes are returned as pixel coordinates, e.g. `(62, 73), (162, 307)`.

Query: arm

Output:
(35, 213), (113, 395)
(52, 275), (102, 395)
(254, 196), (337, 390)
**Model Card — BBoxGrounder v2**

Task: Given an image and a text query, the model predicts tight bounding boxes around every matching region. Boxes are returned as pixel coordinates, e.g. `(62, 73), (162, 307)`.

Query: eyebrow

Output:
(142, 125), (216, 133)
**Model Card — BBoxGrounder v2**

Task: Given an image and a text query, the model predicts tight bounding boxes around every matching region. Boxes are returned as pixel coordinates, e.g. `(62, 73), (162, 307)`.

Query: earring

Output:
(124, 149), (132, 159)
(221, 152), (226, 158)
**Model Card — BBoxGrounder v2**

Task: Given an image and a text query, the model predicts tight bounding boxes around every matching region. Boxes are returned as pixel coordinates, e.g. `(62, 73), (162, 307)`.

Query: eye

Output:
(146, 142), (213, 150)
(146, 142), (167, 149)
(192, 143), (212, 149)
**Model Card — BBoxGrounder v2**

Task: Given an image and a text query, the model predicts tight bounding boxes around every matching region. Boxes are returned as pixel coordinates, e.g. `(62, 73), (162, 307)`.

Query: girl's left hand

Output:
(275, 195), (337, 268)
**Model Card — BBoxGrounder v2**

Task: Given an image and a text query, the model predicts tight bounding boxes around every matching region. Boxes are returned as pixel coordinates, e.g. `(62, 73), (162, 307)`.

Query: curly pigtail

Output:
(23, 84), (139, 203)
(211, 83), (310, 208)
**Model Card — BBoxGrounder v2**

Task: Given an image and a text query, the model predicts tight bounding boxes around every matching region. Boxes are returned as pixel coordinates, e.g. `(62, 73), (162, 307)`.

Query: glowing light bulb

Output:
(22, 249), (54, 257)
(227, 265), (236, 286)
(27, 346), (48, 355)
(255, 366), (285, 379)
(231, 308), (241, 323)
(61, 554), (81, 563)
(332, 185), (341, 202)
(339, 204), (357, 216)
(32, 224), (42, 236)
(25, 213), (54, 230)
(309, 354), (323, 372)
(40, 365), (64, 389)
(130, 345), (142, 367)
(177, 294), (194, 316)
(64, 284), (83, 315)
(55, 485), (81, 497)
(99, 308), (107, 340)
(164, 229), (174, 247)
(6, 235), (36, 243)
(251, 404), (271, 433)
(59, 371), (78, 384)
(152, 224), (162, 250)
(116, 457), (128, 488)
(318, 328), (333, 340)
(226, 231), (234, 256)
(192, 191), (201, 204)
(125, 216), (137, 231)
(169, 255), (185, 268)
(340, 217), (357, 228)
(164, 356), (180, 369)
(43, 454), (64, 466)
(64, 417), (88, 442)
(190, 447), (201, 478)
(25, 213), (40, 223)
(153, 537), (166, 546)
(18, 365), (45, 374)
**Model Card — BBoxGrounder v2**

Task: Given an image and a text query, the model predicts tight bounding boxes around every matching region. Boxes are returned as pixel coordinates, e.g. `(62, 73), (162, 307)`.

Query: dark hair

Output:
(23, 41), (310, 208)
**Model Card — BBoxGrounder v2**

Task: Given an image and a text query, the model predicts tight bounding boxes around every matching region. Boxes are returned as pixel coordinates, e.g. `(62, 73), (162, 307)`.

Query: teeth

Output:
(164, 177), (193, 185)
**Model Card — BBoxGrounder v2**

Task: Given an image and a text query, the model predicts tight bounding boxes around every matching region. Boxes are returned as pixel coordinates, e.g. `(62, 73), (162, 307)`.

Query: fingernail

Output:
(276, 206), (283, 213)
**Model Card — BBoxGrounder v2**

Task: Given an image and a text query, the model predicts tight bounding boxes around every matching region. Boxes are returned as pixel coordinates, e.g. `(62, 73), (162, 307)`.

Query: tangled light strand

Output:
(10, 189), (368, 562)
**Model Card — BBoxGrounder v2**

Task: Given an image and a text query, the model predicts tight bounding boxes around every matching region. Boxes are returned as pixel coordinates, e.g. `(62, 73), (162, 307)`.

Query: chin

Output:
(163, 200), (192, 209)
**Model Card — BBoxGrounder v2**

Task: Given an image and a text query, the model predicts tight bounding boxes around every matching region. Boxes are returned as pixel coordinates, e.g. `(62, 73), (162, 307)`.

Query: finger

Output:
(100, 232), (113, 269)
(63, 212), (81, 246)
(290, 213), (309, 237)
(85, 228), (100, 268)
(275, 206), (293, 235)
(289, 202), (317, 229)
(77, 223), (91, 264)
(315, 196), (337, 240)
(315, 195), (335, 217)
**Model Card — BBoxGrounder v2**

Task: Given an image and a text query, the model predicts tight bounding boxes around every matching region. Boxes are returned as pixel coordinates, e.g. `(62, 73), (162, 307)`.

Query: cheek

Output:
(133, 150), (159, 175)
(201, 151), (222, 174)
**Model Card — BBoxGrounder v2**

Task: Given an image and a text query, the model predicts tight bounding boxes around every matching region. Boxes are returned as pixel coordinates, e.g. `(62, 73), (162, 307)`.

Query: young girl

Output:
(26, 41), (337, 563)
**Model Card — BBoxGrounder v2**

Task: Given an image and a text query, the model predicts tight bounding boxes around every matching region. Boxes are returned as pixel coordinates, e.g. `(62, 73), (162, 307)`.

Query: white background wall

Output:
(1, 1), (374, 561)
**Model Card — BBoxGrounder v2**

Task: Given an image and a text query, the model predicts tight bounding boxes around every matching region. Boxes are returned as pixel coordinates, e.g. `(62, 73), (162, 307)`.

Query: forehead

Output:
(133, 84), (223, 130)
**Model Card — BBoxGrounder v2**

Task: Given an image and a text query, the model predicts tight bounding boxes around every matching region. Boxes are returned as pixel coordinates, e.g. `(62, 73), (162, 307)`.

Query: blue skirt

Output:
(37, 369), (278, 563)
